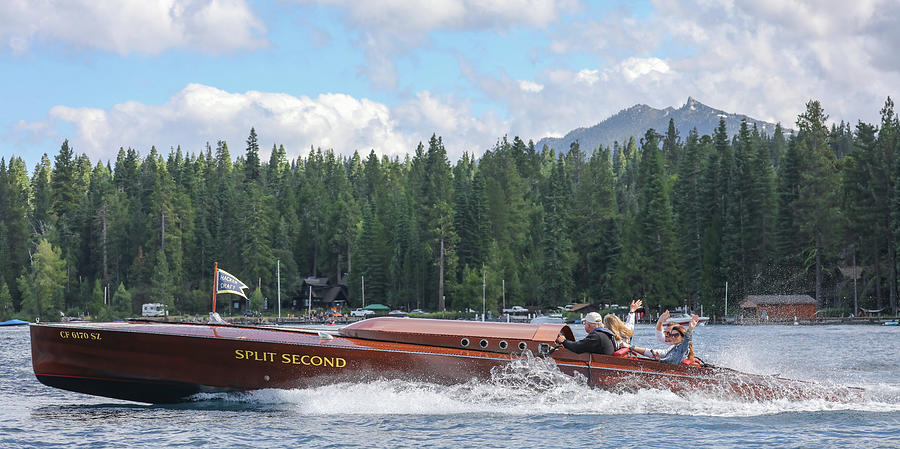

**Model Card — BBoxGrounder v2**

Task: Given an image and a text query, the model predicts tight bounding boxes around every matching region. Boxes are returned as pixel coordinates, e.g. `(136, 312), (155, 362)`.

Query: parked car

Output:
(350, 308), (375, 317)
(388, 310), (408, 317)
(410, 309), (426, 314)
(243, 309), (260, 317)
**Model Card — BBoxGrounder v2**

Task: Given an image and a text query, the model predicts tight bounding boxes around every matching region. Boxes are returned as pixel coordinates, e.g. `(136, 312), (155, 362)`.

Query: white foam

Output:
(191, 353), (900, 416)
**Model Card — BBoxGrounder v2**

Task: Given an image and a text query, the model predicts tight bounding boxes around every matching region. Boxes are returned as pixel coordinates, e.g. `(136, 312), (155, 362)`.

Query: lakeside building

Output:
(740, 295), (817, 321)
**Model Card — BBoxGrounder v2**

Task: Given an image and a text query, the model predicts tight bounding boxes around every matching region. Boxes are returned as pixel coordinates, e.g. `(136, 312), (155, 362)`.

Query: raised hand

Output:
(630, 299), (643, 312)
(690, 314), (700, 329)
(656, 309), (670, 330)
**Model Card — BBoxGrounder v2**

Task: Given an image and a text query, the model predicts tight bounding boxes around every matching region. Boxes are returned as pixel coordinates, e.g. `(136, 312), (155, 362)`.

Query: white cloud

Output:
(16, 84), (512, 164)
(306, 0), (577, 32)
(518, 80), (544, 93)
(616, 57), (671, 82)
(0, 0), (267, 55)
(575, 69), (600, 85)
(19, 84), (421, 163)
(393, 91), (507, 159)
(649, 0), (900, 126)
(468, 0), (900, 144)
(294, 0), (578, 89)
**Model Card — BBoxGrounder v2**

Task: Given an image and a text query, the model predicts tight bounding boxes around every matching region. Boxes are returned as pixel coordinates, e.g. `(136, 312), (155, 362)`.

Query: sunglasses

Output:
(666, 331), (684, 338)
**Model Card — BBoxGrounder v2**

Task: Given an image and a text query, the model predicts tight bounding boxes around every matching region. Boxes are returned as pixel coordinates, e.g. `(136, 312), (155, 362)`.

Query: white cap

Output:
(584, 312), (602, 324)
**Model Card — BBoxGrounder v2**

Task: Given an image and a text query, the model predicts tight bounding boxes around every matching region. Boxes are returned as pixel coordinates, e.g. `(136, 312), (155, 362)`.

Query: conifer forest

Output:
(1, 98), (899, 320)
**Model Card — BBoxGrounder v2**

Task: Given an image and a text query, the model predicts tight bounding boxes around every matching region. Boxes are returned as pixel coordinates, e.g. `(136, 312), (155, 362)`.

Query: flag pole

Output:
(212, 261), (218, 314)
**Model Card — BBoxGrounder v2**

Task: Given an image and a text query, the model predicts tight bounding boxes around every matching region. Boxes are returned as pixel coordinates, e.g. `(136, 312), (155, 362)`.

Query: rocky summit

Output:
(534, 97), (786, 154)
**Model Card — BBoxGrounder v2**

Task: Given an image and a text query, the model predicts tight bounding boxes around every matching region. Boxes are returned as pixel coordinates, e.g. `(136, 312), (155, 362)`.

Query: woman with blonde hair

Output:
(604, 314), (634, 349)
(604, 299), (641, 349)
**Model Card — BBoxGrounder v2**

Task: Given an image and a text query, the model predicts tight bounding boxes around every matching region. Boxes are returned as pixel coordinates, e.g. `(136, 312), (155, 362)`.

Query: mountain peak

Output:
(682, 96), (710, 112)
(534, 98), (784, 153)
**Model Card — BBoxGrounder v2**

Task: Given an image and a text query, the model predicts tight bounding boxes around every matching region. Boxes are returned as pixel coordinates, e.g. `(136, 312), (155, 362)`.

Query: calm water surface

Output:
(1, 323), (898, 448)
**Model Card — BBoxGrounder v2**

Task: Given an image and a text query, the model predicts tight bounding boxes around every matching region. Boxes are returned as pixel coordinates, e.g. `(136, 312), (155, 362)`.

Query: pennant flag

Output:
(217, 269), (249, 299)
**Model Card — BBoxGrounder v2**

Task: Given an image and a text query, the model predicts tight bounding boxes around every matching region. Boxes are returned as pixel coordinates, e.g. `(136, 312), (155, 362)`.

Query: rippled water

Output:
(2, 323), (898, 448)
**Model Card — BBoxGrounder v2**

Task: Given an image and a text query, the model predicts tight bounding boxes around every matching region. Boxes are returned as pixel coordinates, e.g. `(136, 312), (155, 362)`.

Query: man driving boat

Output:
(554, 312), (616, 355)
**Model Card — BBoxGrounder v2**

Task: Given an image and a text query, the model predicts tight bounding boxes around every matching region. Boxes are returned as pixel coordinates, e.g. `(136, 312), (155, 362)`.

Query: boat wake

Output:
(191, 353), (900, 416)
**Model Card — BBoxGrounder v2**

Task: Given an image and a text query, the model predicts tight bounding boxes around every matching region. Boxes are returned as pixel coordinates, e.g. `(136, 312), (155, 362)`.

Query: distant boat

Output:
(0, 319), (28, 327)
(665, 314), (710, 326)
(530, 315), (564, 324)
(883, 321), (898, 326)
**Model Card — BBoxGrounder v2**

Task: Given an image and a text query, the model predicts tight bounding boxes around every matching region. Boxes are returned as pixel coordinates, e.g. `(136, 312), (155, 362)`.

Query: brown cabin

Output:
(740, 295), (817, 321)
(297, 277), (349, 310)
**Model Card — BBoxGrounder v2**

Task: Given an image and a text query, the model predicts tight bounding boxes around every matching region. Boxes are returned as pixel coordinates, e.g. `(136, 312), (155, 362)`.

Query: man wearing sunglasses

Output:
(625, 314), (700, 364)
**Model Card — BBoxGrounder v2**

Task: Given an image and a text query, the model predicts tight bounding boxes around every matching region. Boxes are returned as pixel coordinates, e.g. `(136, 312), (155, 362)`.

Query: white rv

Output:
(141, 303), (168, 317)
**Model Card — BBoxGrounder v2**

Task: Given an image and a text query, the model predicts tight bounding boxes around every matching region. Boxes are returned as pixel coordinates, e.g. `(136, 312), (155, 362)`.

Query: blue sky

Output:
(2, 0), (898, 170)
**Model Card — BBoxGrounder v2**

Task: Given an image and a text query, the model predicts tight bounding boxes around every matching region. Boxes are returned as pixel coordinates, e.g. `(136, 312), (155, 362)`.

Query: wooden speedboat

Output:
(29, 317), (859, 404)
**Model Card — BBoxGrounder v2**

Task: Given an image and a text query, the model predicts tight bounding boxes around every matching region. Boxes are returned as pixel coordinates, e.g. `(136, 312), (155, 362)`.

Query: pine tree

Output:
(453, 152), (488, 272)
(539, 157), (575, 307)
(875, 97), (899, 313)
(0, 281), (13, 320)
(893, 136), (900, 314)
(111, 282), (133, 317)
(19, 239), (66, 320)
(635, 129), (681, 309)
(478, 140), (532, 307)
(794, 100), (841, 306)
(357, 200), (388, 305)
(88, 279), (105, 319)
(239, 175), (273, 291)
(150, 249), (175, 311)
(5, 157), (31, 309)
(244, 127), (261, 182)
(673, 128), (706, 304)
(51, 140), (78, 219)
(421, 135), (456, 310)
(31, 155), (52, 234)
(842, 120), (877, 309)
(662, 118), (681, 170)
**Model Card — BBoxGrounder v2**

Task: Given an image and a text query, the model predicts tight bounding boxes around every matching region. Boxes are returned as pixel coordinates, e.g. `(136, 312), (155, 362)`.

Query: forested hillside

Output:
(1, 99), (898, 321)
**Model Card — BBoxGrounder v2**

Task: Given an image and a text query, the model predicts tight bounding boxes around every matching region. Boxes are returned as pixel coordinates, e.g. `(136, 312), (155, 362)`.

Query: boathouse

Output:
(296, 277), (349, 311)
(740, 295), (817, 321)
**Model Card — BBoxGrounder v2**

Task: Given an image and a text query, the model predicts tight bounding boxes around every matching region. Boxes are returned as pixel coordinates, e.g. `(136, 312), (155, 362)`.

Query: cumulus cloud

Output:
(649, 0), (900, 126)
(16, 84), (423, 163)
(15, 84), (507, 164)
(305, 0), (576, 32)
(616, 57), (670, 82)
(575, 69), (600, 85)
(518, 80), (544, 93)
(293, 0), (578, 89)
(393, 91), (507, 158)
(467, 0), (900, 144)
(0, 0), (267, 55)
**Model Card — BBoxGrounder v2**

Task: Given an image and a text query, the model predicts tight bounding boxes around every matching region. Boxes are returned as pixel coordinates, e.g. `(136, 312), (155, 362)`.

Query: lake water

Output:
(2, 323), (899, 448)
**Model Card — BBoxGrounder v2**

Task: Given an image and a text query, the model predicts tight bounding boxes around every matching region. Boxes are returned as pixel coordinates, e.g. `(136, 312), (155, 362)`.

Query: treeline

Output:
(1, 99), (898, 321)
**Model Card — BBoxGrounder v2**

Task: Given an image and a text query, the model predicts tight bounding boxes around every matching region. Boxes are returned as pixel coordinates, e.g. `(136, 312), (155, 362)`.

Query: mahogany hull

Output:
(29, 319), (857, 403)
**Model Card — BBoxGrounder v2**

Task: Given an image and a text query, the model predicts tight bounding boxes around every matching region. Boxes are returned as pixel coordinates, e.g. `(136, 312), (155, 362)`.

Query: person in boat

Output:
(554, 312), (616, 355)
(655, 309), (675, 345)
(625, 314), (700, 364)
(604, 299), (641, 349)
